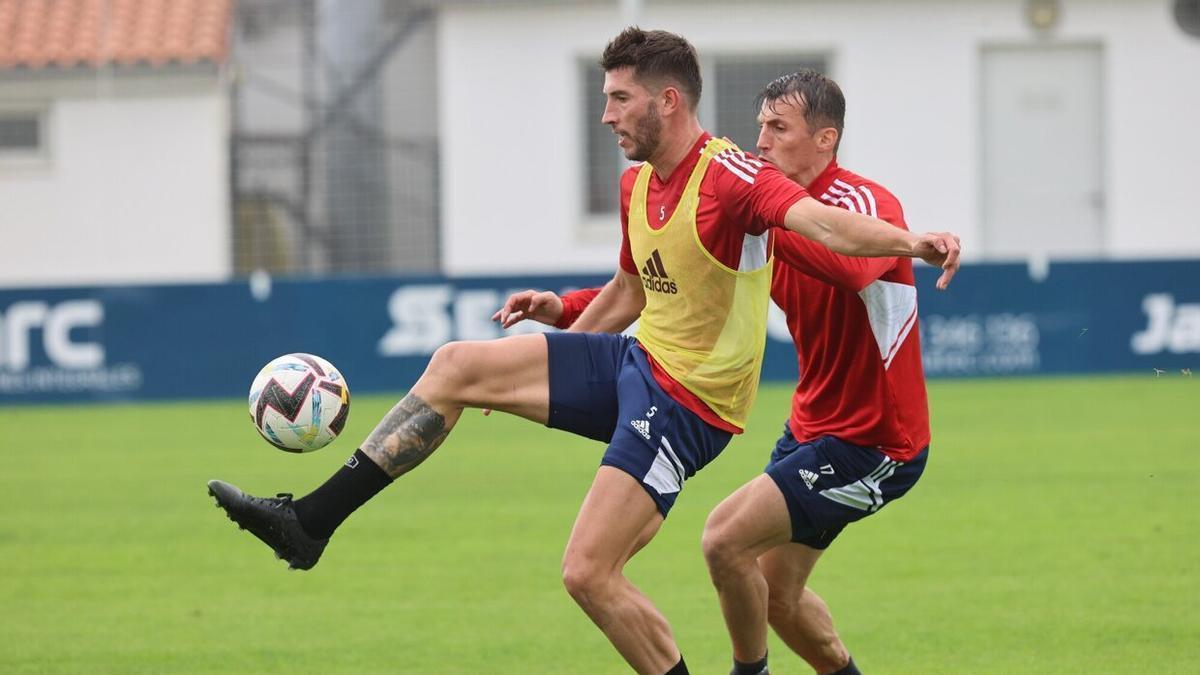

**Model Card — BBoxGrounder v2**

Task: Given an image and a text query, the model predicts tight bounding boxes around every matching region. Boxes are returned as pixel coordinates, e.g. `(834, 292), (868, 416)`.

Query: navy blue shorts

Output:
(765, 424), (928, 549)
(545, 332), (733, 516)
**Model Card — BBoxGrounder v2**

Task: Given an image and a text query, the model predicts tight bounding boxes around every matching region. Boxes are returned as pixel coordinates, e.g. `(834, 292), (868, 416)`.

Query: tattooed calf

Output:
(362, 393), (450, 478)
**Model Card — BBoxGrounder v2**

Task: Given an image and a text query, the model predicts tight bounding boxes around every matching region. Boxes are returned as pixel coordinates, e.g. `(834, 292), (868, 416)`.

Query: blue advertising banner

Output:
(1, 260), (1198, 404)
(909, 260), (1200, 378)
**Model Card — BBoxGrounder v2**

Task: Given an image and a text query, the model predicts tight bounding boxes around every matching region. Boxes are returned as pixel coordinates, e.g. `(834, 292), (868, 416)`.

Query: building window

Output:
(0, 112), (42, 153)
(713, 55), (828, 154)
(580, 54), (827, 219)
(582, 63), (623, 215)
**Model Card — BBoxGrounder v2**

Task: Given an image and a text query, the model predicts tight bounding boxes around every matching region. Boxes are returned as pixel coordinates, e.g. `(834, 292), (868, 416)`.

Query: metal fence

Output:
(231, 0), (439, 277)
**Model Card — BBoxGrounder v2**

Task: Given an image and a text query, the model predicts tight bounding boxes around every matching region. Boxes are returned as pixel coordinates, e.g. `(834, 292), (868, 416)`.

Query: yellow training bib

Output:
(630, 137), (773, 429)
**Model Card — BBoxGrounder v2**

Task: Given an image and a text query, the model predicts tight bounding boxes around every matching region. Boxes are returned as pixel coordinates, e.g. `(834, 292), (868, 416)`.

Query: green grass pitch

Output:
(1, 375), (1197, 674)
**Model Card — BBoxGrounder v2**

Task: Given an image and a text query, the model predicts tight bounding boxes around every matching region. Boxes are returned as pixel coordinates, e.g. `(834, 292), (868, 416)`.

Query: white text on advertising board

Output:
(378, 285), (557, 357)
(1131, 293), (1200, 355)
(0, 300), (141, 393)
(919, 313), (1041, 375)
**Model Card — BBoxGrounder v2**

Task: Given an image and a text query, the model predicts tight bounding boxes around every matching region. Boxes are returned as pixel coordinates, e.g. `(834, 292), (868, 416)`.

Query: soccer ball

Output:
(248, 353), (350, 453)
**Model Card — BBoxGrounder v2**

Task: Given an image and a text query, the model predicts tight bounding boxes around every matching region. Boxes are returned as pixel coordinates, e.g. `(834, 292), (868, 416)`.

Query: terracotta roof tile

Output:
(0, 0), (233, 70)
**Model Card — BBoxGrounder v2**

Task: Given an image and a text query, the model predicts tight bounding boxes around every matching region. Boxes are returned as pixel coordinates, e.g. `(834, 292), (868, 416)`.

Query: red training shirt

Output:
(772, 160), (930, 460)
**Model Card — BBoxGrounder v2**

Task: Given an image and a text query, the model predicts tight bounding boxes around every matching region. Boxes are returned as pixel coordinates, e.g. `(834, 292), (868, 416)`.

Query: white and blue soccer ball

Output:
(248, 353), (350, 453)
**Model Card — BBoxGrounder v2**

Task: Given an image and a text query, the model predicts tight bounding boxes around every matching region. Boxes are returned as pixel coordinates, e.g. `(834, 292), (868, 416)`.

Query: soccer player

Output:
(699, 71), (933, 675)
(497, 70), (932, 675)
(208, 30), (958, 675)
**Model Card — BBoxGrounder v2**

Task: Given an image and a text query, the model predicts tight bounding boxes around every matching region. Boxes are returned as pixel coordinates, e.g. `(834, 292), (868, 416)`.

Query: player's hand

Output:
(491, 290), (564, 328)
(912, 231), (961, 290)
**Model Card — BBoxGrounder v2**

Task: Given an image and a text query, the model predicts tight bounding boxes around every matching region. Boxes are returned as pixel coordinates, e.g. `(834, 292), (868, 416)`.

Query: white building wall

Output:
(439, 0), (1200, 275)
(0, 72), (230, 287)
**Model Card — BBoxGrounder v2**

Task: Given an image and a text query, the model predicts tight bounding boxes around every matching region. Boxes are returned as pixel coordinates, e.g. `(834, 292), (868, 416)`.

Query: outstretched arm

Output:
(782, 197), (960, 289)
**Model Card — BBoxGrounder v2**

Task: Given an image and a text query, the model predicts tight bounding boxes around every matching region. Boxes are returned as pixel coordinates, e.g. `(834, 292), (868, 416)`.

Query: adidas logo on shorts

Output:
(798, 468), (820, 491)
(630, 419), (651, 440)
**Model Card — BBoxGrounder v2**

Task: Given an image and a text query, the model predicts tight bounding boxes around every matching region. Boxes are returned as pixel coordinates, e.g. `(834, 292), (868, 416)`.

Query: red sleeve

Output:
(555, 288), (603, 329)
(618, 167), (639, 275)
(710, 155), (809, 235)
(773, 181), (909, 292)
(774, 231), (897, 292)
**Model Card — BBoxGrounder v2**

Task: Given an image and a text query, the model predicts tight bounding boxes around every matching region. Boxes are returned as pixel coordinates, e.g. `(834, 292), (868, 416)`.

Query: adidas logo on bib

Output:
(798, 469), (820, 491)
(641, 250), (678, 295)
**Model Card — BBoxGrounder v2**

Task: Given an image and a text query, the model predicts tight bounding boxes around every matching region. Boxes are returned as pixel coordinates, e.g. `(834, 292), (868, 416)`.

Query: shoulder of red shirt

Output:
(773, 160), (910, 292)
(807, 160), (906, 227)
(703, 142), (810, 229)
(618, 133), (806, 272)
(621, 133), (810, 226)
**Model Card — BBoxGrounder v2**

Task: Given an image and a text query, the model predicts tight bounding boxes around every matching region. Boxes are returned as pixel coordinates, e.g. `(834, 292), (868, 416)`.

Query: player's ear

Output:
(815, 127), (839, 152)
(660, 85), (683, 116)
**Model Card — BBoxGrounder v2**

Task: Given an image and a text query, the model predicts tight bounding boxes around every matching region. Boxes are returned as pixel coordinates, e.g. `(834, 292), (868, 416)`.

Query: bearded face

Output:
(621, 99), (663, 162)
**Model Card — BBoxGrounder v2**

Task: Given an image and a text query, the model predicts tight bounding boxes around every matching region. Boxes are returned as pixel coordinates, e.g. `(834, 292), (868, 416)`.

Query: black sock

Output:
(732, 652), (768, 675)
(664, 655), (689, 675)
(293, 449), (393, 539)
(829, 655), (860, 675)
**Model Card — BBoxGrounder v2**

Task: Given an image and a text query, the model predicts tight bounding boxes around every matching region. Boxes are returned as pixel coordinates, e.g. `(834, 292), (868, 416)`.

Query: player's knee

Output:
(560, 555), (610, 607)
(422, 342), (475, 392)
(700, 515), (742, 578)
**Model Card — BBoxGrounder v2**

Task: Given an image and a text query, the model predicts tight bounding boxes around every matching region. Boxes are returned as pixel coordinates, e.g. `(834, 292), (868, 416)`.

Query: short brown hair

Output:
(600, 27), (702, 109)
(756, 69), (846, 153)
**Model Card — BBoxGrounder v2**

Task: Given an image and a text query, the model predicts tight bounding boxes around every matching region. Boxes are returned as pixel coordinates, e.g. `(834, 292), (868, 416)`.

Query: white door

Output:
(981, 45), (1105, 259)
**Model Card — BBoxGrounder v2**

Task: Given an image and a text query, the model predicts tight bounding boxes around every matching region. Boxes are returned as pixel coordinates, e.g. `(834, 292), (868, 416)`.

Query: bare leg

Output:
(760, 546), (850, 673)
(208, 335), (554, 571)
(561, 466), (678, 675)
(630, 516), (661, 558)
(701, 475), (793, 664)
(360, 335), (550, 478)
